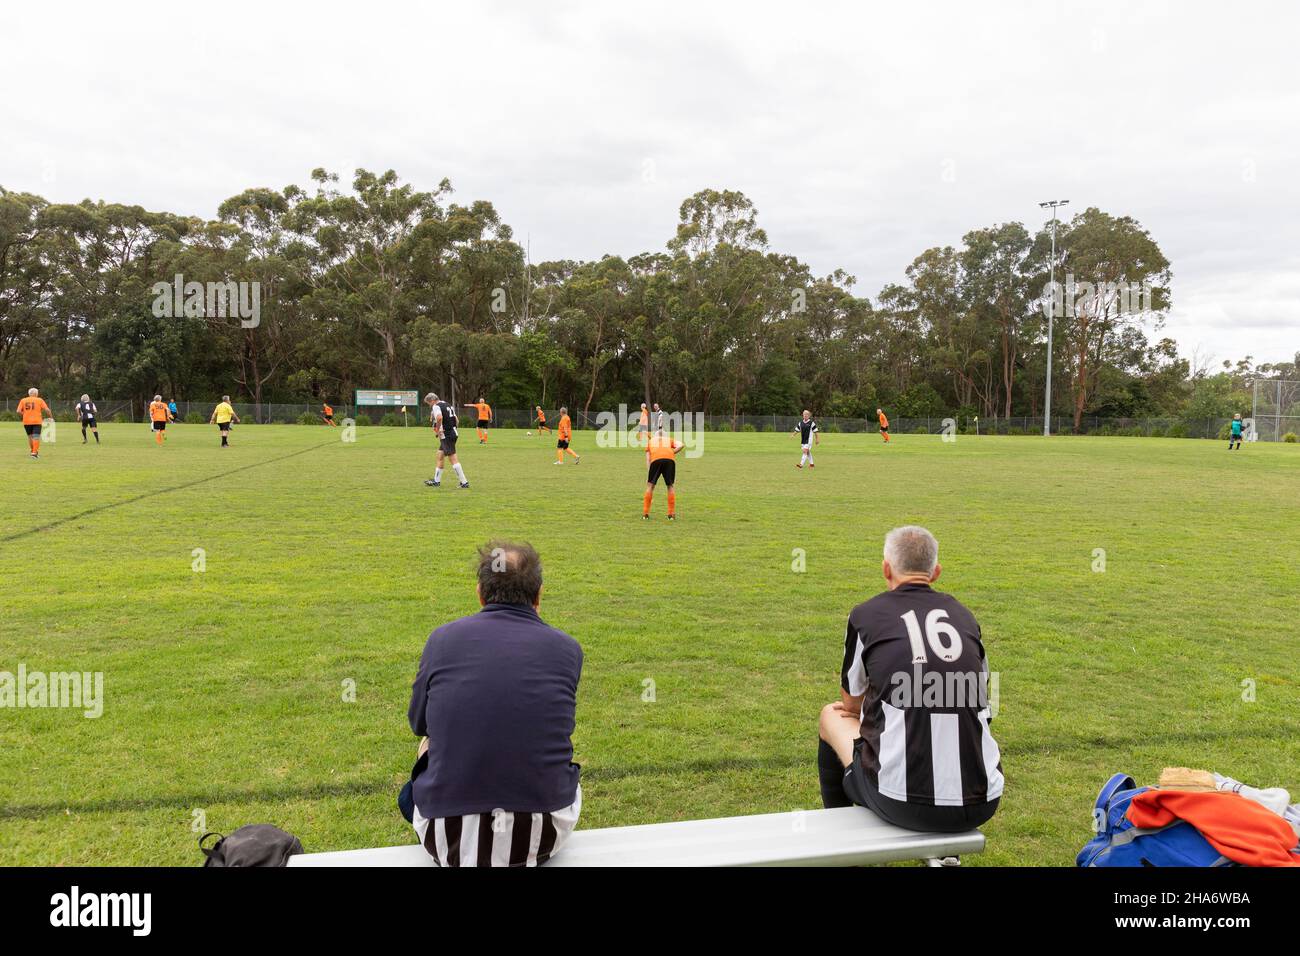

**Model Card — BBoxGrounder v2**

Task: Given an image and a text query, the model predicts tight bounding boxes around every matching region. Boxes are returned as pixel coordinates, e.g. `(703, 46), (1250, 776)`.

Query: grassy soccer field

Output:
(1, 421), (1297, 866)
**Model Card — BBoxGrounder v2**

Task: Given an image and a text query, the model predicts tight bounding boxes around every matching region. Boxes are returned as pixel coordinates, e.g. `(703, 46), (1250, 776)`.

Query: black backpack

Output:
(200, 825), (304, 867)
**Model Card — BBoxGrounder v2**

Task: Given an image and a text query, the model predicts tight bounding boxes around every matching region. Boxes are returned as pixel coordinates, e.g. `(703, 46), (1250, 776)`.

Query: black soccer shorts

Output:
(647, 458), (676, 487)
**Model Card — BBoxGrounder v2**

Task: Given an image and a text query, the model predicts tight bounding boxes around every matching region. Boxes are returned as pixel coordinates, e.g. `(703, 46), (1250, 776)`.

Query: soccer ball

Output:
(527, 431), (532, 436)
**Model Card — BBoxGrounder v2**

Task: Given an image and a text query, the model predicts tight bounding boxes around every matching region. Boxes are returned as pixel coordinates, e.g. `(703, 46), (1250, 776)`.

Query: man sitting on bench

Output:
(817, 525), (1003, 833)
(400, 541), (583, 866)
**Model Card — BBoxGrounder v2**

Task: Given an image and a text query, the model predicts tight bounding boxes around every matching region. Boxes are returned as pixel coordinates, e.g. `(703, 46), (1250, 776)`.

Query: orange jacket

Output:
(1127, 790), (1300, 867)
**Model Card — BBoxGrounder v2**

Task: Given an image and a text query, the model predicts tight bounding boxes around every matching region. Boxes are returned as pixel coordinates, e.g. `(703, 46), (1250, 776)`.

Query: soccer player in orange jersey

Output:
(148, 394), (172, 444)
(322, 402), (336, 426)
(877, 407), (890, 443)
(641, 427), (682, 519)
(464, 398), (492, 444)
(16, 387), (51, 459)
(553, 407), (580, 464)
(534, 406), (551, 433)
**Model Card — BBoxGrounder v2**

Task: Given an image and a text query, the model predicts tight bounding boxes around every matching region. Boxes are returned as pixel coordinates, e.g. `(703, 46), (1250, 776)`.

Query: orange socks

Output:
(643, 490), (653, 515)
(32, 438), (40, 454)
(155, 431), (163, 444)
(667, 490), (676, 516)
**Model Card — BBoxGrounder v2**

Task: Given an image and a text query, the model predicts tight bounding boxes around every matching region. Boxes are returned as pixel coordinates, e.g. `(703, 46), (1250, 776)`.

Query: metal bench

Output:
(287, 805), (985, 867)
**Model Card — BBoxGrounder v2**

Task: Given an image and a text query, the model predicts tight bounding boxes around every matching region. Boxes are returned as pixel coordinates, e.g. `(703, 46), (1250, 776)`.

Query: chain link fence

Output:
(6, 400), (1297, 441)
(1252, 378), (1300, 442)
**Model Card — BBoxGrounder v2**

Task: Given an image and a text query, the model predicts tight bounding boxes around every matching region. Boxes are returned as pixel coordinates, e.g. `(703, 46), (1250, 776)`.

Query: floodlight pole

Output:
(1039, 199), (1069, 436)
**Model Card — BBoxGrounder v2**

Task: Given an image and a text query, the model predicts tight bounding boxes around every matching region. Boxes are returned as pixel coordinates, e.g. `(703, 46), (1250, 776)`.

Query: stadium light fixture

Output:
(1039, 199), (1069, 436)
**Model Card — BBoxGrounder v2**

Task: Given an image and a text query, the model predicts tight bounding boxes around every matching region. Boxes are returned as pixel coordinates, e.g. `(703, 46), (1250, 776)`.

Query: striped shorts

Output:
(412, 786), (581, 867)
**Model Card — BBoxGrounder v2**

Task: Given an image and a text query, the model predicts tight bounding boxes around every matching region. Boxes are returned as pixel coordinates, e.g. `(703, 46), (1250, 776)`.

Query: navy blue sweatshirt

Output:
(408, 603), (582, 818)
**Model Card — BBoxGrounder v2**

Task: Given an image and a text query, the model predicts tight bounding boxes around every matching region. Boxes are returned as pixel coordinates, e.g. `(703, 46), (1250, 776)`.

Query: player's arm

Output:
(209, 409), (217, 424)
(837, 620), (866, 717)
(231, 410), (240, 424)
(838, 687), (864, 715)
(814, 428), (820, 446)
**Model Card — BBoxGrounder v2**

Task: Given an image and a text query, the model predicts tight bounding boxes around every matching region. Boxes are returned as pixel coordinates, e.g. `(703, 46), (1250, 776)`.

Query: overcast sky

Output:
(4, 0), (1296, 365)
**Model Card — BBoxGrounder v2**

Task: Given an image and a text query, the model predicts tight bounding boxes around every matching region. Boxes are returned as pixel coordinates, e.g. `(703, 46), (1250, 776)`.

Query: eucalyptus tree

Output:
(1040, 207), (1171, 429)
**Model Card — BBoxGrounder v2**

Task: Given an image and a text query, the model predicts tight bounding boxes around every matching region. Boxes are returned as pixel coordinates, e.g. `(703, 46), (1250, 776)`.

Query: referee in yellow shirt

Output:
(209, 395), (240, 447)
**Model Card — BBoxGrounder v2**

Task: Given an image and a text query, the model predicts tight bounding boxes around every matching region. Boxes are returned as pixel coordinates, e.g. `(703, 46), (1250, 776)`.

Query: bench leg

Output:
(924, 856), (962, 867)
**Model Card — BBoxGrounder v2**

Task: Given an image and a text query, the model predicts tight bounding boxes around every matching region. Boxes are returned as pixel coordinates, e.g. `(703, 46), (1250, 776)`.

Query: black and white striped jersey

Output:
(412, 790), (581, 867)
(432, 401), (458, 439)
(76, 401), (97, 421)
(840, 583), (1003, 806)
(796, 419), (818, 444)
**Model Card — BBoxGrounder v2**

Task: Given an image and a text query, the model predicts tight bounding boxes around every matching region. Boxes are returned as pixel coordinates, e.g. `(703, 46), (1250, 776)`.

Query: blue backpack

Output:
(1077, 773), (1236, 867)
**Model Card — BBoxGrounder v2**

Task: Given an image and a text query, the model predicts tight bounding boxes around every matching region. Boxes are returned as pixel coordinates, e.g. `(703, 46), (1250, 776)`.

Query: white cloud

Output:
(2, 0), (1295, 363)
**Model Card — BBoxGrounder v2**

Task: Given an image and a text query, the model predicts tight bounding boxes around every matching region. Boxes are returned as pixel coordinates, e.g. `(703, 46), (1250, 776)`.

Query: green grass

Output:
(1, 422), (1297, 865)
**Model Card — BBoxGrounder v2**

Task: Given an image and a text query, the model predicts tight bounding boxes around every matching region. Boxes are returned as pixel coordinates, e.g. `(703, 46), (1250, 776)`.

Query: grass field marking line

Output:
(0, 429), (401, 546)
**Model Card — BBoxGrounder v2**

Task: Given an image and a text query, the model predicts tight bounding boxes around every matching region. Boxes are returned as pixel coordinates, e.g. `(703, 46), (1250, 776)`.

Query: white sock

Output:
(453, 463), (466, 482)
(800, 451), (808, 466)
(807, 452), (814, 465)
(434, 467), (443, 482)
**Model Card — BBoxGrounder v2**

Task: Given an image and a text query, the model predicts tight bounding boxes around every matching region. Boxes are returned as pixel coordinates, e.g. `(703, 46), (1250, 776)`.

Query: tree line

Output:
(1, 171), (1293, 427)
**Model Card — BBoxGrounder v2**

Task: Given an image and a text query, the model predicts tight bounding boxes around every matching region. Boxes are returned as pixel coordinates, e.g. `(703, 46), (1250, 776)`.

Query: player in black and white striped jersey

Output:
(817, 525), (1002, 833)
(794, 409), (819, 468)
(422, 391), (469, 489)
(75, 394), (100, 444)
(400, 542), (582, 866)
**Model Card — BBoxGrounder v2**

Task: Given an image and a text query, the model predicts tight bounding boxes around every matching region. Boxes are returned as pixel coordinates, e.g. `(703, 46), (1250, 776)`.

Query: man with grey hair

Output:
(423, 391), (469, 489)
(17, 387), (51, 458)
(75, 394), (100, 444)
(818, 525), (1002, 832)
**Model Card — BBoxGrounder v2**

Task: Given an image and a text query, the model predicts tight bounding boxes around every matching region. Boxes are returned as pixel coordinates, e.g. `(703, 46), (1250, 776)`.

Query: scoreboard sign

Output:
(355, 389), (420, 407)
